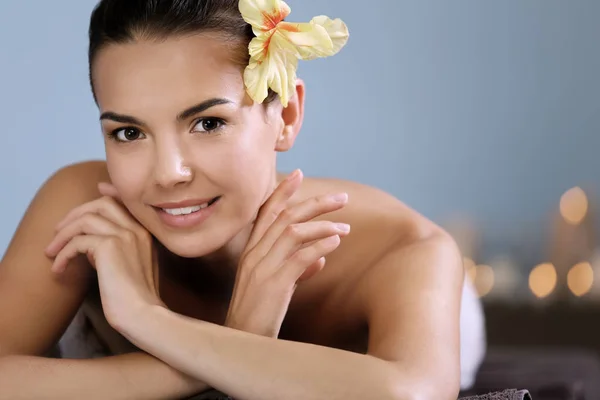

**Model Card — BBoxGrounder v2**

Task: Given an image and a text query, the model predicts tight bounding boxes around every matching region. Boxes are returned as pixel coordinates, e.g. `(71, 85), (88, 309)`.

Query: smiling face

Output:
(91, 33), (302, 258)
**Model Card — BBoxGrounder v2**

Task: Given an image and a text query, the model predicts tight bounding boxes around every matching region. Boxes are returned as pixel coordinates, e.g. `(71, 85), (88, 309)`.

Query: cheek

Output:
(105, 149), (148, 201)
(230, 127), (275, 183)
(206, 125), (277, 208)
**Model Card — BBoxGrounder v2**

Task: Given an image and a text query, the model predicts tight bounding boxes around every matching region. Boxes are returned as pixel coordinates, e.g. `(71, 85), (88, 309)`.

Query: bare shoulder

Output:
(2, 159), (110, 268)
(23, 159), (111, 220)
(0, 160), (109, 356)
(300, 175), (449, 255)
(53, 159), (111, 186)
(297, 176), (462, 300)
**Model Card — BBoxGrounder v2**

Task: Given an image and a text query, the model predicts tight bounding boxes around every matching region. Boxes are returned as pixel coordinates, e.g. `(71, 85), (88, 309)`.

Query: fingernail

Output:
(331, 193), (348, 203)
(335, 223), (350, 233)
(286, 169), (300, 181)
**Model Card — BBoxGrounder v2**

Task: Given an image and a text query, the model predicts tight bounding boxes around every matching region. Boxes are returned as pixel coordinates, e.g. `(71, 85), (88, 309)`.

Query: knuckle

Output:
(68, 235), (83, 247)
(313, 195), (327, 206)
(283, 224), (302, 240)
(80, 213), (97, 229)
(265, 208), (279, 223)
(278, 208), (293, 223)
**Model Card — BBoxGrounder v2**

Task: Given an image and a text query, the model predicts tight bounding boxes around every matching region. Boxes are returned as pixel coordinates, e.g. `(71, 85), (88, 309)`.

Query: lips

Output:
(153, 196), (221, 229)
(157, 197), (220, 215)
(153, 197), (220, 210)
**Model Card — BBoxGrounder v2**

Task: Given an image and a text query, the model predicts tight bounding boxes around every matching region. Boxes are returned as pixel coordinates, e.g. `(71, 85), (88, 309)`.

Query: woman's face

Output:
(92, 34), (293, 258)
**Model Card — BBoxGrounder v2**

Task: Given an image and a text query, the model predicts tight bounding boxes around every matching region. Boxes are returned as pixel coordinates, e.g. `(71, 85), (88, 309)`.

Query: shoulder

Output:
(38, 160), (110, 207)
(13, 159), (111, 255)
(299, 175), (463, 301)
(9, 159), (111, 253)
(50, 160), (110, 187)
(300, 175), (450, 254)
(356, 227), (464, 321)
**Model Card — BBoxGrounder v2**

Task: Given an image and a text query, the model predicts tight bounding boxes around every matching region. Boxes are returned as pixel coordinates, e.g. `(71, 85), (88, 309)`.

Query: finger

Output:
(98, 182), (122, 202)
(246, 220), (349, 274)
(280, 235), (341, 282)
(248, 192), (349, 263)
(298, 257), (326, 282)
(55, 195), (137, 233)
(46, 213), (122, 257)
(51, 235), (103, 274)
(245, 169), (303, 251)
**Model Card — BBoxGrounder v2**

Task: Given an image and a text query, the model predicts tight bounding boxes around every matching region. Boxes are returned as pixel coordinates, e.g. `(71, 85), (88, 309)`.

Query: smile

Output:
(161, 197), (220, 216)
(154, 196), (221, 229)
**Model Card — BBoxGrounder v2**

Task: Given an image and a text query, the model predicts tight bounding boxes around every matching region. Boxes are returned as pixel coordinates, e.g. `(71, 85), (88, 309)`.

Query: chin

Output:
(153, 219), (250, 259)
(156, 232), (227, 258)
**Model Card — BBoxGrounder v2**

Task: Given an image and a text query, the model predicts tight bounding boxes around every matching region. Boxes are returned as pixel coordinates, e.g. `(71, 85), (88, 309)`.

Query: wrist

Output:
(117, 302), (170, 344)
(224, 314), (280, 338)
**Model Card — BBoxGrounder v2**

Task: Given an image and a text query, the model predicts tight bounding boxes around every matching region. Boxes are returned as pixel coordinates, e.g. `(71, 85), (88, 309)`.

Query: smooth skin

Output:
(0, 33), (463, 400)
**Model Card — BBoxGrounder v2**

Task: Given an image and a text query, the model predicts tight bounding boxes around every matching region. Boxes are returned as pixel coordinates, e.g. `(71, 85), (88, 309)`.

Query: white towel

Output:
(460, 276), (487, 389)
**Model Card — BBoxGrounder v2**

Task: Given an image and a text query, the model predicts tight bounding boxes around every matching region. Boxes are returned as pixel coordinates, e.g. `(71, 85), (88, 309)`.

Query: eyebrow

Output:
(99, 98), (233, 126)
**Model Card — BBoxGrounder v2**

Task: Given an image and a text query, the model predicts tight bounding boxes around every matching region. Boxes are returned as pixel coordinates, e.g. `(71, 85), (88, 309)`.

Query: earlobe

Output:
(275, 79), (305, 152)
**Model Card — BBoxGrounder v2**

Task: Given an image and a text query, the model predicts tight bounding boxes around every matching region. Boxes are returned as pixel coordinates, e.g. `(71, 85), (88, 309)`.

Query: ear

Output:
(275, 79), (305, 152)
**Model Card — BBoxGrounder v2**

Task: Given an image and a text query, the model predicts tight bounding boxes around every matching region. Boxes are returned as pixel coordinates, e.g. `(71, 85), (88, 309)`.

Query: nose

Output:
(153, 138), (193, 188)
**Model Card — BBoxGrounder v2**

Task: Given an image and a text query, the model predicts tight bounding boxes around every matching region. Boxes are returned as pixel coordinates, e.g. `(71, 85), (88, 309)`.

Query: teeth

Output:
(163, 203), (208, 216)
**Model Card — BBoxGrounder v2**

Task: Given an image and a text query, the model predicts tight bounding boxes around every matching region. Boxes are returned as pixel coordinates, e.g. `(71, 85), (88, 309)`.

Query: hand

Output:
(225, 170), (350, 338)
(45, 182), (163, 333)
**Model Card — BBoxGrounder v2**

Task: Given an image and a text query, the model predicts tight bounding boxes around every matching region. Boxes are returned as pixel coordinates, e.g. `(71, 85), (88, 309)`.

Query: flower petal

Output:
(310, 16), (349, 55)
(238, 0), (291, 34)
(243, 60), (270, 104)
(243, 33), (299, 107)
(277, 22), (333, 60)
(266, 40), (299, 107)
(248, 33), (270, 62)
(286, 16), (349, 60)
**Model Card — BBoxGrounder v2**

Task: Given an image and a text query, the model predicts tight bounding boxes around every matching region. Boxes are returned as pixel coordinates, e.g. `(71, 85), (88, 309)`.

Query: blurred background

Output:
(1, 0), (600, 382)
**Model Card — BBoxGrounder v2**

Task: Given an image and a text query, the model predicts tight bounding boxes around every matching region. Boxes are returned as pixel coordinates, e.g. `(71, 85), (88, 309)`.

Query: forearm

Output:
(125, 307), (406, 400)
(0, 352), (209, 400)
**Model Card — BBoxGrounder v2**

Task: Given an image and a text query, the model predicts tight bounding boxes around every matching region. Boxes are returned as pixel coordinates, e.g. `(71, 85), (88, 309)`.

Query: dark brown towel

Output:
(467, 348), (597, 400)
(460, 389), (532, 400)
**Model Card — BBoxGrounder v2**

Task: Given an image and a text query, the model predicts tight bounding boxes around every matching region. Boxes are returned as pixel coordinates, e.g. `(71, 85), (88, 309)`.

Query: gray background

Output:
(1, 1), (598, 264)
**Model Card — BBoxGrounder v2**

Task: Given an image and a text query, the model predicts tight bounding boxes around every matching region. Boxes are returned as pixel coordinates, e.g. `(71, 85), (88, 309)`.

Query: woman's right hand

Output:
(224, 170), (350, 338)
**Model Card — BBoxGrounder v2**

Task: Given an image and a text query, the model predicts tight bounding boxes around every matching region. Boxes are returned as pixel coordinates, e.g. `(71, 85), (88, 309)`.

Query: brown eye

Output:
(193, 118), (224, 133)
(123, 128), (140, 140)
(112, 127), (145, 142)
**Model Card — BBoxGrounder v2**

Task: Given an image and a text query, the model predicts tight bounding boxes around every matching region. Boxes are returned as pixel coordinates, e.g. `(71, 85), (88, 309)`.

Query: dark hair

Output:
(88, 0), (277, 103)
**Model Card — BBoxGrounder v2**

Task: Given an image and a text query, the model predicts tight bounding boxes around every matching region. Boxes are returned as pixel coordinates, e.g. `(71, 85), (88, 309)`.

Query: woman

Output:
(0, 0), (485, 399)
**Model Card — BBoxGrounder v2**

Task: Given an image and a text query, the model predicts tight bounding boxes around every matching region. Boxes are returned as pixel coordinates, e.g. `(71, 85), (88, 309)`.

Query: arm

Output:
(0, 162), (207, 399)
(119, 233), (464, 400)
(0, 353), (206, 400)
(363, 233), (463, 399)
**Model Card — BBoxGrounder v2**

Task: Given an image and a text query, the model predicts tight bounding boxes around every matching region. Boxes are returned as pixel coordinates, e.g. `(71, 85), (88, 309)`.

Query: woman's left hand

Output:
(45, 182), (163, 332)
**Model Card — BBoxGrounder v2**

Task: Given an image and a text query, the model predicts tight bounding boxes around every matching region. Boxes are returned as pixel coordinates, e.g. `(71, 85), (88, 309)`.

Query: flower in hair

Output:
(239, 0), (349, 107)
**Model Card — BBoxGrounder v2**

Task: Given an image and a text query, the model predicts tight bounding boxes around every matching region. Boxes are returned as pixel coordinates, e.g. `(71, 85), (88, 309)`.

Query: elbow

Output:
(387, 373), (460, 400)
